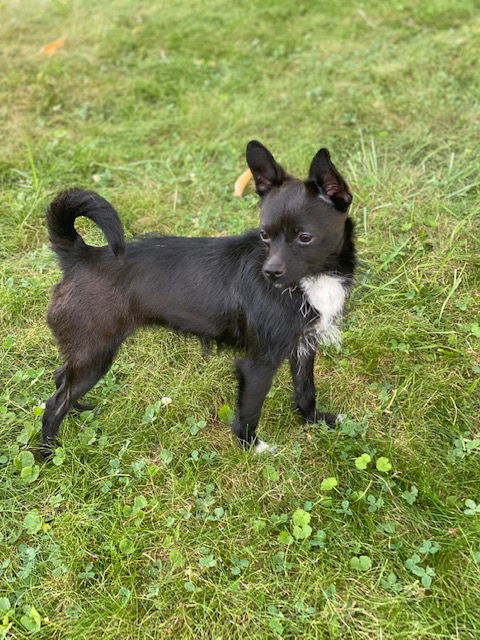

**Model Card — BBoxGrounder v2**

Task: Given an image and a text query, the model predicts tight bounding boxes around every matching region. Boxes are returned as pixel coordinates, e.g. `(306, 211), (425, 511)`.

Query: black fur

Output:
(41, 142), (355, 458)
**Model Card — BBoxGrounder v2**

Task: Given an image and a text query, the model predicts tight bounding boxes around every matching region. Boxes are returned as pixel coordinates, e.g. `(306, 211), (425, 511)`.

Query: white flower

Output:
(161, 397), (172, 407)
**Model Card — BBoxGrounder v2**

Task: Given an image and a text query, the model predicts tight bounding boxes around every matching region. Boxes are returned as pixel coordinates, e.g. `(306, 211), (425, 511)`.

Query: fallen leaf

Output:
(41, 37), (66, 56)
(233, 168), (252, 197)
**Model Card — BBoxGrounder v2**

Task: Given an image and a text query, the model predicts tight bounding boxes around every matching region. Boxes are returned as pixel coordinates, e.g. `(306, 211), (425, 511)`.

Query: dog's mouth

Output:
(262, 268), (298, 290)
(265, 276), (296, 291)
(263, 273), (287, 288)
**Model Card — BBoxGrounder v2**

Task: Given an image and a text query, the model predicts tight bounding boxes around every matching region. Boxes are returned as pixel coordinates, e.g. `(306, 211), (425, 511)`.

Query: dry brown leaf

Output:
(233, 168), (252, 197)
(41, 37), (66, 56)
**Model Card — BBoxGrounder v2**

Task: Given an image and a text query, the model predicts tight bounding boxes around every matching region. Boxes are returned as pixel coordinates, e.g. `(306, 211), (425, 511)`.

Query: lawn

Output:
(1, 0), (479, 638)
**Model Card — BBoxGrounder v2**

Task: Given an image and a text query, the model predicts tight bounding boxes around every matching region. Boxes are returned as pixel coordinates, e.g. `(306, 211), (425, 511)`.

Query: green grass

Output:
(1, 0), (480, 638)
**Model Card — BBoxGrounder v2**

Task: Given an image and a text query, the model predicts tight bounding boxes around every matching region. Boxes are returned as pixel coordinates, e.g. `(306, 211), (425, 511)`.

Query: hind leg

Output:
(54, 365), (95, 413)
(41, 344), (120, 458)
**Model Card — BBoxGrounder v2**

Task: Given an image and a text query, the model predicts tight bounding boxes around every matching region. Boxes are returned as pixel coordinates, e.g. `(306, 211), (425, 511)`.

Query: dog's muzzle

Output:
(263, 266), (286, 283)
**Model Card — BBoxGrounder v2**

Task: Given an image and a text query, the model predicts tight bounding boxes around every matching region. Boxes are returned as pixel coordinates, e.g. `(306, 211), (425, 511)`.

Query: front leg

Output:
(289, 350), (316, 422)
(289, 350), (341, 427)
(232, 357), (280, 452)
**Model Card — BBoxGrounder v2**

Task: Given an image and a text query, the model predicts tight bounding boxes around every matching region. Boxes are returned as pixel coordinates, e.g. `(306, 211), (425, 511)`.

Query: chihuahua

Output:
(41, 141), (355, 457)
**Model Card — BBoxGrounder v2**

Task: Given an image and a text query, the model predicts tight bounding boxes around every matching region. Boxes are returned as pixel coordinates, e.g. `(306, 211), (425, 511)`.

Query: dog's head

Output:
(246, 140), (352, 288)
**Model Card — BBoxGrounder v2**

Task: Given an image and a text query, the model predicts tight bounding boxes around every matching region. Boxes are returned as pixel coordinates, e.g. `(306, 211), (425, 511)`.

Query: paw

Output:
(316, 412), (343, 428)
(298, 408), (342, 426)
(293, 400), (316, 424)
(39, 444), (55, 461)
(254, 440), (279, 455)
(71, 401), (96, 414)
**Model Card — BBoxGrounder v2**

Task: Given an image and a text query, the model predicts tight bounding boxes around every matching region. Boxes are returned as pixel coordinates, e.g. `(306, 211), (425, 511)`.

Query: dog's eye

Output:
(297, 232), (313, 245)
(260, 230), (270, 243)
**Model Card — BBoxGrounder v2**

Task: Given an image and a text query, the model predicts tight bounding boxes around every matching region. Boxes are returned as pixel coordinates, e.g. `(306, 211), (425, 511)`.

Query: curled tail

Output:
(46, 189), (125, 271)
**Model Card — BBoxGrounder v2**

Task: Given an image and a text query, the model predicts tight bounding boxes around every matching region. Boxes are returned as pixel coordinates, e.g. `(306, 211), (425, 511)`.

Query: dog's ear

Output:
(307, 148), (352, 212)
(246, 140), (286, 196)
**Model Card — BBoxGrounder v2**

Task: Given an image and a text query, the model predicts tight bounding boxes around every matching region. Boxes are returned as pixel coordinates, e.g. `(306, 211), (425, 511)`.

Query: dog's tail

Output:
(46, 189), (125, 271)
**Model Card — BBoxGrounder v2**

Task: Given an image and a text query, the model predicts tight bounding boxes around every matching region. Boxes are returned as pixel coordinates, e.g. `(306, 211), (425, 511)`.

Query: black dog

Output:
(41, 141), (355, 457)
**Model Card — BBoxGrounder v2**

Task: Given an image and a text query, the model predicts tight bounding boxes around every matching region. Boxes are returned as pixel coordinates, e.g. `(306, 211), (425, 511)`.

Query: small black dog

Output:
(41, 141), (355, 457)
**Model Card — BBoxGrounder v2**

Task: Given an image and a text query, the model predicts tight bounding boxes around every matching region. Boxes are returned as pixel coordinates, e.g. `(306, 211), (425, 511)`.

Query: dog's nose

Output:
(263, 266), (285, 281)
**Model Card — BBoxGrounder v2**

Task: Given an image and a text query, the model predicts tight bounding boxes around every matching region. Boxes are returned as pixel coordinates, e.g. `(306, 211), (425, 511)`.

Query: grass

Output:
(1, 0), (479, 638)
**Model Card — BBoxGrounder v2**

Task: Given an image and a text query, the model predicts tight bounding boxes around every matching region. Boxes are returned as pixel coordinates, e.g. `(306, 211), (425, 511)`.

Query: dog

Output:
(41, 141), (355, 458)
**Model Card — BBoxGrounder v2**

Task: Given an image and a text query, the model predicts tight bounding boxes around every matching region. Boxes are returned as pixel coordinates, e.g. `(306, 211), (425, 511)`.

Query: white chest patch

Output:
(297, 274), (347, 356)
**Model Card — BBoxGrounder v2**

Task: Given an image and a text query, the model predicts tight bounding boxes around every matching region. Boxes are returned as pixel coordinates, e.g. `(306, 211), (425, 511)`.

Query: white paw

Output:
(254, 440), (279, 455)
(336, 414), (344, 424)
